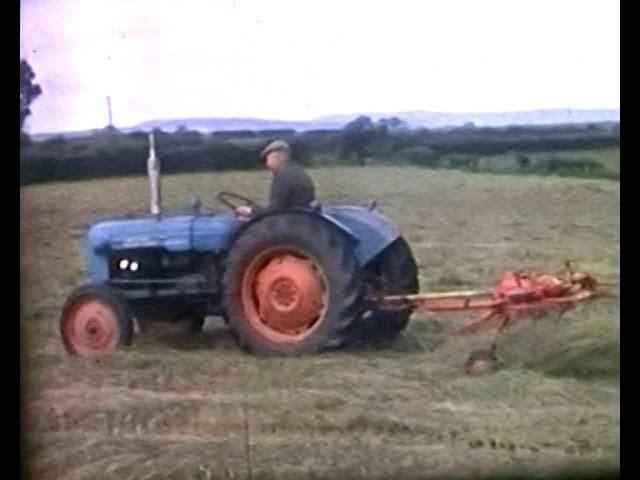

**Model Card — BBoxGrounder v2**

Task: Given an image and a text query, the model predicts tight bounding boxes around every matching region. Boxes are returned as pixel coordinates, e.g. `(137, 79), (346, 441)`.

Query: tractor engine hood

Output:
(86, 213), (242, 253)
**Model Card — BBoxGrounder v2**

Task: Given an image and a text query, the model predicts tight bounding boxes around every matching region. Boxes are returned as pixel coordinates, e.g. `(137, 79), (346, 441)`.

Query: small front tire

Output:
(60, 285), (133, 358)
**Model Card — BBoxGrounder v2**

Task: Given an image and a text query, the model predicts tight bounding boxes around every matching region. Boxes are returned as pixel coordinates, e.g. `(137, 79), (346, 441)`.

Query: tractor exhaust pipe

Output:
(147, 132), (162, 218)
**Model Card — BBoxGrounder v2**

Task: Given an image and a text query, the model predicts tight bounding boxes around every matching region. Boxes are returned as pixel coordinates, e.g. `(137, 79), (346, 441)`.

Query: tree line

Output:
(19, 121), (619, 185)
(19, 59), (619, 184)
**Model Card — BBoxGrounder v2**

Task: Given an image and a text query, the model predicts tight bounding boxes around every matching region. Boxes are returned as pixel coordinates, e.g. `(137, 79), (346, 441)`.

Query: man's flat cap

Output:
(260, 140), (291, 161)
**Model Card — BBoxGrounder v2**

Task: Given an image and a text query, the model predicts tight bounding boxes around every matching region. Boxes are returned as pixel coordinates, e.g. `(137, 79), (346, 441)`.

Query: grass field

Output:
(21, 165), (620, 479)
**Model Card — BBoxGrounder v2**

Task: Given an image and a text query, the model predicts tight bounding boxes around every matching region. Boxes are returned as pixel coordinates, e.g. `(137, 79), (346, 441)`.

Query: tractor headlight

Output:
(118, 258), (140, 272)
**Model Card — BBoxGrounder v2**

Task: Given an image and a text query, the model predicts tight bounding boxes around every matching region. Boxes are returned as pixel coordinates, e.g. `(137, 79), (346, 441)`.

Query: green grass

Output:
(21, 166), (619, 479)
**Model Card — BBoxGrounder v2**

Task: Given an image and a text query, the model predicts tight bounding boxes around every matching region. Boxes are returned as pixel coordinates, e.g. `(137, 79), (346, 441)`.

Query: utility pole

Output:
(106, 95), (114, 127)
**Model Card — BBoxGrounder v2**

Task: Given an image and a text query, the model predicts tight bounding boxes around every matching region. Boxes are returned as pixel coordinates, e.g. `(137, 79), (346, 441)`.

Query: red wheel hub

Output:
(242, 251), (327, 342)
(61, 298), (119, 357)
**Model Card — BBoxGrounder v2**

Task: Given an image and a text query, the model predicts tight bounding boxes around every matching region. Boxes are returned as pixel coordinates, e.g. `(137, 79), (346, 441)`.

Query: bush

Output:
(19, 134), (261, 184)
(397, 146), (440, 167)
(518, 153), (611, 178)
(477, 154), (520, 172)
(439, 153), (479, 169)
(516, 153), (530, 169)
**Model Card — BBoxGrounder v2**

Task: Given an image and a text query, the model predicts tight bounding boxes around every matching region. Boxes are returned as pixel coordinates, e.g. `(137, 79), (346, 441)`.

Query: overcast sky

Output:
(20, 0), (619, 134)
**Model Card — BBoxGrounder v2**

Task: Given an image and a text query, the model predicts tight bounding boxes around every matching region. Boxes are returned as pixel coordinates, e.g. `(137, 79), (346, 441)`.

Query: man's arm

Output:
(267, 170), (290, 210)
(248, 170), (289, 216)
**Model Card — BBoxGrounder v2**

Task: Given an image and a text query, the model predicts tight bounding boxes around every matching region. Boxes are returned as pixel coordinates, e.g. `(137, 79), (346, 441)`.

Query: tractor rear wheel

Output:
(60, 285), (133, 358)
(222, 213), (365, 355)
(358, 236), (419, 342)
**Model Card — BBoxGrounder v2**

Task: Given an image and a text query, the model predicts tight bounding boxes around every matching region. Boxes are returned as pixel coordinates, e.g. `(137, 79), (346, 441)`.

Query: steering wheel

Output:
(217, 191), (260, 211)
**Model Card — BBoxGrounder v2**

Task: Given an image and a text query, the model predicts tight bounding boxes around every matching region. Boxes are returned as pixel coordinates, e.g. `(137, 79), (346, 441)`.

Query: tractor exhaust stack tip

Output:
(147, 132), (162, 219)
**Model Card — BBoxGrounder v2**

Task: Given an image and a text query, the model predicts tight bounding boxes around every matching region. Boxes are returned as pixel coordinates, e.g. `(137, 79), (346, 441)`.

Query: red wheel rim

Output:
(240, 248), (328, 343)
(61, 297), (119, 358)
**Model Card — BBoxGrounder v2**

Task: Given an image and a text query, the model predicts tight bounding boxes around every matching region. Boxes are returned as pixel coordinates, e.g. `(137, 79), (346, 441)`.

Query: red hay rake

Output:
(373, 263), (615, 373)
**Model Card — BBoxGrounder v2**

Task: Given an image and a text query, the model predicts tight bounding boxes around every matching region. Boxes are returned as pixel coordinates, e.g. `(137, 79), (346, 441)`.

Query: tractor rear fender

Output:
(321, 205), (401, 266)
(231, 207), (400, 267)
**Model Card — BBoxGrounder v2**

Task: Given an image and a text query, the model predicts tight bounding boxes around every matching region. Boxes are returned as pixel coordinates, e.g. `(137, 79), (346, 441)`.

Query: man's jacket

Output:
(255, 161), (315, 213)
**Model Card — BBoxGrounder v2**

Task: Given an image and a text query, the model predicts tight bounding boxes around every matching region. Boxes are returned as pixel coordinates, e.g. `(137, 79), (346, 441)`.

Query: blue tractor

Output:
(60, 138), (419, 357)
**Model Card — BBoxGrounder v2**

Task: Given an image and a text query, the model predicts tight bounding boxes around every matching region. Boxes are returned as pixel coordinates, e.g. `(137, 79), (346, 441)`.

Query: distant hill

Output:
(31, 108), (619, 141)
(315, 109), (620, 129)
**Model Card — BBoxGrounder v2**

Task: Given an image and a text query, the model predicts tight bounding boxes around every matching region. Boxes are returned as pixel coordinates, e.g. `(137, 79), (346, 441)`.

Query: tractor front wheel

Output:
(60, 285), (133, 358)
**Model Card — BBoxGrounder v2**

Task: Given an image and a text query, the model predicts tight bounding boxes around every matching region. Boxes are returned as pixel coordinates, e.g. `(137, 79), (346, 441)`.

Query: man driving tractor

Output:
(234, 140), (316, 218)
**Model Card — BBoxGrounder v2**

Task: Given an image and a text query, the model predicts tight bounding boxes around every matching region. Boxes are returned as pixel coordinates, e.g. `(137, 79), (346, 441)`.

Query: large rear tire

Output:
(60, 285), (133, 358)
(357, 236), (419, 342)
(222, 213), (365, 355)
